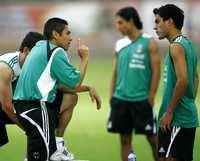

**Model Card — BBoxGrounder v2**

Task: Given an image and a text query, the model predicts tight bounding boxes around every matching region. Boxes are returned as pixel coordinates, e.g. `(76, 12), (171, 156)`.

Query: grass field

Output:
(0, 58), (199, 161)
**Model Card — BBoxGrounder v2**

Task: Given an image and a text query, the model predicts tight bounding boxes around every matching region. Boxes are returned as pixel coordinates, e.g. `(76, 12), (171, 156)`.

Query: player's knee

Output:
(62, 93), (78, 109)
(120, 134), (131, 145)
(146, 135), (157, 147)
(69, 93), (78, 107)
(158, 158), (165, 161)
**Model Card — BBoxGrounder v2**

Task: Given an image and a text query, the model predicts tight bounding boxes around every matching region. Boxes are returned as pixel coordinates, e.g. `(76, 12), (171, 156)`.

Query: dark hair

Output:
(19, 32), (43, 52)
(153, 4), (184, 30)
(43, 17), (68, 40)
(116, 6), (143, 30)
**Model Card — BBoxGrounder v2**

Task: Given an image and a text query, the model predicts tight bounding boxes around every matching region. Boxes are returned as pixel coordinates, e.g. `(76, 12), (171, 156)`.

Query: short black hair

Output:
(116, 6), (143, 30)
(43, 17), (68, 40)
(153, 4), (184, 30)
(19, 32), (43, 52)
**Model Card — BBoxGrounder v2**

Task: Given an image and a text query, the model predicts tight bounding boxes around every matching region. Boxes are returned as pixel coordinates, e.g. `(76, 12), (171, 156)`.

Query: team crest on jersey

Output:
(136, 44), (143, 54)
(129, 44), (145, 69)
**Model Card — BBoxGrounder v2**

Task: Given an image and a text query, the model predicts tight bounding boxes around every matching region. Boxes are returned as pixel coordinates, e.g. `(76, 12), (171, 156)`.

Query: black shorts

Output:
(0, 104), (14, 147)
(107, 97), (157, 135)
(0, 104), (13, 124)
(0, 79), (18, 146)
(49, 90), (63, 127)
(14, 100), (57, 161)
(158, 127), (196, 161)
(0, 79), (18, 125)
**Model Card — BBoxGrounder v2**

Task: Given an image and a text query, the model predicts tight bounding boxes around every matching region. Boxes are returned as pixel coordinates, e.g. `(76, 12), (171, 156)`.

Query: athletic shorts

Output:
(0, 104), (13, 124)
(0, 90), (63, 147)
(107, 97), (157, 135)
(14, 100), (57, 161)
(158, 127), (196, 161)
(0, 79), (18, 146)
(49, 90), (63, 127)
(0, 103), (13, 147)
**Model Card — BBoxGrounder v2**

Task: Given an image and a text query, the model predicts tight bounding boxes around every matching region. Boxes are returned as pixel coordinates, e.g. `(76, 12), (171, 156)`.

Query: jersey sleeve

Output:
(50, 50), (80, 89)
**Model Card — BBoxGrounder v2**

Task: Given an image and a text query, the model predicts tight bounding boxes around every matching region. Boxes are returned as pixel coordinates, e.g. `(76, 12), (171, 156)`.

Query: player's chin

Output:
(156, 33), (164, 40)
(158, 35), (165, 40)
(64, 45), (70, 50)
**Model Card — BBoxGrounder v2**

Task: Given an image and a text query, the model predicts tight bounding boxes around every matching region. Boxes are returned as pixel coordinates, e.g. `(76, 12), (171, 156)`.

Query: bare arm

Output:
(76, 39), (89, 87)
(58, 84), (101, 110)
(160, 43), (188, 131)
(0, 63), (23, 129)
(148, 39), (161, 106)
(166, 43), (188, 114)
(194, 71), (199, 98)
(109, 55), (117, 100)
(58, 84), (90, 93)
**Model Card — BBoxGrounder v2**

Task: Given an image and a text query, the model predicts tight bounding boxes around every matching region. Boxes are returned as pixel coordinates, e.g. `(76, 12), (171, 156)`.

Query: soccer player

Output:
(13, 17), (101, 161)
(0, 32), (44, 146)
(107, 7), (160, 161)
(153, 4), (199, 161)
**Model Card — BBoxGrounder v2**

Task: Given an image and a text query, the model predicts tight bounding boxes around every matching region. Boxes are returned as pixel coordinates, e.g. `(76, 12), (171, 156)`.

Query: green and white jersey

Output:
(159, 36), (199, 128)
(113, 33), (152, 102)
(13, 40), (80, 103)
(0, 51), (21, 82)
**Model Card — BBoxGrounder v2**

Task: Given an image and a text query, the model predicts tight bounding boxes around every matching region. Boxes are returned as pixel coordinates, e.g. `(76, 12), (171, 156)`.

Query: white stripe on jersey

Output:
(0, 51), (21, 82)
(115, 33), (152, 53)
(37, 47), (63, 101)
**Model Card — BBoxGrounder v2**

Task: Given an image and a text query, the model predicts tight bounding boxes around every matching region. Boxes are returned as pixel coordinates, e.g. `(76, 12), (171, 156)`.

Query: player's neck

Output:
(128, 30), (142, 41)
(49, 39), (58, 46)
(168, 30), (182, 43)
(19, 52), (24, 68)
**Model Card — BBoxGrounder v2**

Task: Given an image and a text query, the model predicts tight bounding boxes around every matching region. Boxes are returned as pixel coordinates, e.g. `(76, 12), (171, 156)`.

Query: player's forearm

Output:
(74, 85), (90, 92)
(149, 69), (160, 100)
(2, 104), (23, 130)
(77, 58), (88, 87)
(58, 84), (90, 93)
(194, 73), (199, 98)
(110, 79), (116, 99)
(167, 78), (188, 114)
(109, 71), (117, 99)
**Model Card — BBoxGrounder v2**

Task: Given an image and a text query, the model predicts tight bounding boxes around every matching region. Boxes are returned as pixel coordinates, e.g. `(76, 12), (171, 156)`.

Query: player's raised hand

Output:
(88, 86), (102, 110)
(77, 38), (89, 60)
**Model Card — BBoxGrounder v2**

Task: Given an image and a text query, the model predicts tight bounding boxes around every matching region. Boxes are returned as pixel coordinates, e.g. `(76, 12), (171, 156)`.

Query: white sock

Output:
(56, 137), (64, 150)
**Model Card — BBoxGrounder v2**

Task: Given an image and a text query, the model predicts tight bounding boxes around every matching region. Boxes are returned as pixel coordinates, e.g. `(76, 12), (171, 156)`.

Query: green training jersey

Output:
(158, 35), (199, 128)
(113, 33), (153, 102)
(13, 40), (80, 103)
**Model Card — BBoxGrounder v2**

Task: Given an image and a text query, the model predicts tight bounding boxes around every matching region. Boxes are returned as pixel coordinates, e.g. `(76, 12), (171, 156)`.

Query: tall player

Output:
(153, 4), (199, 161)
(108, 6), (160, 161)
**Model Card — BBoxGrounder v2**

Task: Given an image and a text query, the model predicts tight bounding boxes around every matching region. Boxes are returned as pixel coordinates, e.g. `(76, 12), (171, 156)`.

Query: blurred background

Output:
(0, 0), (199, 161)
(0, 0), (200, 56)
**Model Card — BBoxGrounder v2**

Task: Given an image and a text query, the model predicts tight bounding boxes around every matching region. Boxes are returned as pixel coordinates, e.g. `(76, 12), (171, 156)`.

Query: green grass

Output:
(0, 58), (200, 161)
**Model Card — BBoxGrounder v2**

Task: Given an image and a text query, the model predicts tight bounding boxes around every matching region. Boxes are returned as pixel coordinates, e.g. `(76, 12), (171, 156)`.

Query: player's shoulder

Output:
(52, 47), (70, 63)
(0, 51), (19, 57)
(141, 33), (157, 48)
(0, 51), (20, 62)
(115, 36), (132, 53)
(141, 33), (154, 44)
(142, 33), (153, 39)
(173, 35), (185, 43)
(52, 47), (66, 57)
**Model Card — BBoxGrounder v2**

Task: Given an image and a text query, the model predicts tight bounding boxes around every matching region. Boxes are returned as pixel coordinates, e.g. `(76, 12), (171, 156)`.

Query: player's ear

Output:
(22, 47), (29, 55)
(130, 19), (134, 25)
(166, 18), (173, 27)
(52, 30), (60, 40)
